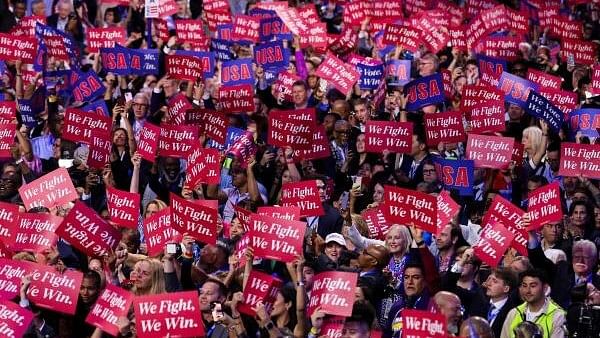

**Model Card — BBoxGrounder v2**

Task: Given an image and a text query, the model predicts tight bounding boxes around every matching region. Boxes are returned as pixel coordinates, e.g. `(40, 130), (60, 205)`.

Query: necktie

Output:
(487, 305), (497, 324)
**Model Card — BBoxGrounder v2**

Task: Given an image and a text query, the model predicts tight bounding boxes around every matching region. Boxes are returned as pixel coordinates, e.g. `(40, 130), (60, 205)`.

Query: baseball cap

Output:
(325, 233), (346, 248)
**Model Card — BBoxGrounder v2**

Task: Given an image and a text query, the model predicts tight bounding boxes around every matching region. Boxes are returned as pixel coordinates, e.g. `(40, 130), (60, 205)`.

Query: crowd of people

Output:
(1, 0), (600, 337)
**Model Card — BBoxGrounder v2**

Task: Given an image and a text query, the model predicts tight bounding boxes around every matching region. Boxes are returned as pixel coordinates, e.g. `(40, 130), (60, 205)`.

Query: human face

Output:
(231, 168), (247, 187)
(522, 133), (532, 152)
(316, 179), (326, 202)
(356, 134), (366, 153)
(292, 85), (307, 106)
(436, 225), (454, 251)
(325, 242), (343, 262)
(132, 99), (148, 119)
(438, 297), (462, 329)
(508, 104), (523, 122)
(323, 115), (337, 134)
(113, 129), (127, 146)
(573, 249), (594, 275)
(80, 277), (99, 304)
(484, 273), (510, 299)
(303, 266), (315, 290)
(423, 164), (437, 183)
(281, 170), (292, 185)
(385, 227), (407, 255)
(372, 183), (384, 203)
(270, 292), (289, 317)
(131, 261), (153, 291)
(0, 175), (17, 199)
(58, 2), (71, 19)
(546, 151), (560, 172)
(334, 123), (350, 145)
(145, 202), (159, 218)
(354, 287), (365, 301)
(595, 207), (600, 229)
(404, 267), (425, 297)
(14, 3), (26, 18)
(354, 104), (368, 123)
(571, 205), (588, 227)
(453, 77), (466, 97)
(341, 321), (370, 338)
(163, 157), (180, 180)
(230, 217), (244, 238)
(198, 282), (222, 312)
(526, 180), (542, 199)
(32, 2), (46, 16)
(418, 58), (436, 76)
(105, 11), (115, 24)
(519, 276), (546, 305)
(541, 222), (561, 245)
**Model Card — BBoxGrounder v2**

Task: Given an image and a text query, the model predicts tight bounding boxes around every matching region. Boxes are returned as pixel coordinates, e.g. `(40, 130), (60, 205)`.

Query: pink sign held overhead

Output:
(86, 284), (133, 337)
(18, 168), (79, 211)
(0, 300), (34, 338)
(280, 180), (324, 217)
(365, 121), (413, 153)
(308, 271), (357, 317)
(237, 271), (283, 316)
(27, 264), (83, 315)
(473, 222), (515, 268)
(482, 195), (527, 256)
(559, 143), (600, 179)
(527, 182), (563, 230)
(247, 213), (306, 263)
(384, 186), (437, 233)
(465, 134), (513, 169)
(143, 208), (179, 257)
(170, 194), (218, 245)
(106, 186), (140, 228)
(315, 53), (360, 96)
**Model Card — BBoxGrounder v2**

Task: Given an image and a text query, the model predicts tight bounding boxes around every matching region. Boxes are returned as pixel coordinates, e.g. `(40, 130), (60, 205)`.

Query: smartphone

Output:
(166, 243), (182, 257)
(58, 159), (74, 168)
(351, 176), (362, 190)
(211, 302), (224, 322)
(124, 92), (133, 103)
(340, 192), (349, 210)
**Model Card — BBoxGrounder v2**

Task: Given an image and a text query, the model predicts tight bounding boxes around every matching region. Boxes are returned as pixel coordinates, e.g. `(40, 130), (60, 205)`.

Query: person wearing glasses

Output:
(128, 93), (150, 144)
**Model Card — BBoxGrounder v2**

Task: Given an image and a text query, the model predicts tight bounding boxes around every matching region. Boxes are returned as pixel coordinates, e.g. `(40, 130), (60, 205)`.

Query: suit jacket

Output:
(46, 14), (84, 43)
(487, 292), (519, 338)
(315, 203), (344, 239)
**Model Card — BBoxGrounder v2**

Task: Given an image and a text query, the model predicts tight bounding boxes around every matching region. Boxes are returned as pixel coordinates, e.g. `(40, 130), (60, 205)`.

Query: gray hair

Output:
(573, 240), (598, 265)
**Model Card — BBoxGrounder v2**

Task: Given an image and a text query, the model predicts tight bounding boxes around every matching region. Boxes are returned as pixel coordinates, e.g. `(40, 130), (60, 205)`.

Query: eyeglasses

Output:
(423, 169), (436, 174)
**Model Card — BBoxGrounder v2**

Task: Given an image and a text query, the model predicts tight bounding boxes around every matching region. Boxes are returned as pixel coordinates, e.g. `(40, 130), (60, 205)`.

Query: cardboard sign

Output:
(56, 201), (122, 257)
(233, 15), (261, 43)
(382, 24), (422, 52)
(468, 100), (505, 134)
(404, 73), (445, 111)
(27, 264), (83, 315)
(133, 291), (204, 338)
(0, 101), (16, 123)
(478, 36), (520, 61)
(227, 131), (257, 164)
(357, 63), (385, 90)
(362, 207), (389, 241)
(315, 53), (360, 96)
(320, 316), (345, 338)
(386, 59), (411, 86)
(0, 259), (32, 300)
(130, 49), (160, 75)
(569, 109), (600, 140)
(11, 213), (61, 253)
(482, 195), (527, 256)
(424, 110), (466, 146)
(401, 309), (447, 338)
(473, 222), (515, 268)
(461, 85), (504, 111)
(433, 158), (474, 196)
(221, 59), (254, 86)
(0, 124), (15, 158)
(559, 143), (600, 179)
(308, 272), (357, 317)
(527, 182), (562, 230)
(540, 88), (577, 118)
(0, 300), (34, 338)
(218, 84), (255, 113)
(87, 27), (126, 53)
(497, 72), (539, 108)
(165, 55), (203, 81)
(87, 131), (112, 170)
(173, 50), (215, 78)
(385, 186), (437, 233)
(280, 180), (324, 218)
(507, 7), (529, 35)
(478, 54), (506, 86)
(437, 190), (460, 235)
(560, 38), (596, 65)
(86, 284), (133, 336)
(592, 65), (600, 95)
(465, 134), (513, 169)
(106, 186), (140, 228)
(137, 123), (160, 163)
(10, 15), (46, 37)
(0, 202), (19, 244)
(257, 206), (301, 221)
(268, 110), (313, 150)
(167, 93), (193, 125)
(82, 99), (110, 117)
(273, 71), (300, 102)
(200, 110), (228, 144)
(170, 194), (218, 244)
(527, 69), (561, 89)
(72, 71), (106, 103)
(158, 124), (198, 157)
(551, 15), (583, 40)
(294, 125), (331, 162)
(143, 208), (179, 257)
(365, 121), (413, 153)
(254, 40), (289, 69)
(525, 91), (564, 133)
(248, 213), (306, 263)
(237, 271), (283, 316)
(0, 34), (37, 63)
(62, 108), (111, 145)
(186, 146), (220, 187)
(175, 19), (205, 44)
(259, 16), (292, 41)
(18, 168), (78, 210)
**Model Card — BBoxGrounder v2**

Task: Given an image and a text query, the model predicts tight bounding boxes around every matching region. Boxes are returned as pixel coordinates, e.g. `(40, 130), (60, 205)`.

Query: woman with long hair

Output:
(130, 258), (166, 296)
(521, 122), (549, 177)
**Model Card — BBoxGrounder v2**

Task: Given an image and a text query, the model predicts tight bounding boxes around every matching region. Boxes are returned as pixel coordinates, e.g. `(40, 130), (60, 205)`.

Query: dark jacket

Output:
(314, 203), (344, 239)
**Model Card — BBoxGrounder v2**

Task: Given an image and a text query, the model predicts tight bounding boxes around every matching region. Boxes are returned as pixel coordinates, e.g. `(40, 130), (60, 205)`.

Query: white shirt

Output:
(489, 297), (509, 325)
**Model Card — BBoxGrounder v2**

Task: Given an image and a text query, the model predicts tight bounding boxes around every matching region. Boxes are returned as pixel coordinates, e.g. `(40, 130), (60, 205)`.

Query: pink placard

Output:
(248, 213), (306, 263)
(170, 194), (218, 245)
(465, 134), (513, 169)
(186, 146), (220, 186)
(473, 222), (515, 268)
(268, 110), (313, 150)
(401, 309), (447, 337)
(0, 201), (19, 244)
(237, 270), (283, 316)
(424, 111), (466, 146)
(165, 55), (204, 81)
(527, 182), (563, 230)
(280, 180), (324, 217)
(62, 108), (111, 145)
(257, 206), (301, 221)
(18, 168), (79, 211)
(437, 190), (460, 235)
(133, 291), (204, 338)
(273, 71), (301, 102)
(218, 84), (255, 113)
(167, 93), (193, 125)
(0, 123), (15, 158)
(382, 24), (422, 52)
(233, 15), (261, 42)
(86, 27), (126, 53)
(0, 101), (16, 123)
(461, 85), (504, 112)
(86, 284), (133, 336)
(175, 19), (205, 43)
(540, 88), (577, 118)
(137, 123), (160, 163)
(0, 34), (37, 63)
(87, 131), (112, 170)
(384, 185), (437, 233)
(10, 213), (61, 253)
(559, 143), (600, 179)
(482, 195), (527, 256)
(0, 300), (34, 338)
(478, 36), (520, 61)
(27, 264), (83, 315)
(561, 38), (597, 65)
(362, 206), (389, 241)
(468, 100), (505, 134)
(143, 208), (179, 257)
(106, 186), (140, 228)
(527, 69), (561, 89)
(308, 271), (357, 317)
(592, 65), (600, 95)
(56, 200), (122, 257)
(315, 52), (360, 96)
(294, 125), (331, 161)
(365, 121), (413, 153)
(158, 124), (198, 157)
(0, 259), (33, 300)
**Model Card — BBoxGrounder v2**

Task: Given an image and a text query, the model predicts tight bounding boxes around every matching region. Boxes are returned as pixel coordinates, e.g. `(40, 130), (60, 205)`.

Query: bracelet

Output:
(310, 327), (320, 335)
(296, 281), (305, 287)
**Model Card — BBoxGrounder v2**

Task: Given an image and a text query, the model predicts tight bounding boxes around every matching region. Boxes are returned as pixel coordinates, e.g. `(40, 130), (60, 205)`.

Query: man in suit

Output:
(46, 0), (84, 43)
(394, 127), (431, 188)
(482, 267), (519, 338)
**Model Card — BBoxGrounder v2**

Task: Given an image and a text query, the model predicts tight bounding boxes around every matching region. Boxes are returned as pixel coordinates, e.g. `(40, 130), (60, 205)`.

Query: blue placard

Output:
(100, 46), (131, 75)
(386, 59), (411, 86)
(433, 157), (474, 196)
(569, 109), (600, 140)
(35, 23), (81, 70)
(211, 39), (233, 61)
(129, 48), (159, 75)
(477, 54), (506, 84)
(18, 100), (36, 128)
(357, 63), (384, 90)
(217, 23), (234, 40)
(82, 100), (110, 117)
(254, 40), (289, 69)
(264, 67), (283, 86)
(497, 72), (539, 108)
(404, 73), (445, 111)
(71, 70), (105, 103)
(524, 91), (564, 133)
(221, 59), (254, 86)
(175, 50), (216, 78)
(248, 8), (277, 18)
(259, 16), (292, 41)
(207, 126), (245, 150)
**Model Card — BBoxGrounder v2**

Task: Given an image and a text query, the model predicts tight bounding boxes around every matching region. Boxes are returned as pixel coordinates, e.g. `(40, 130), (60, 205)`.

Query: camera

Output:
(166, 243), (183, 258)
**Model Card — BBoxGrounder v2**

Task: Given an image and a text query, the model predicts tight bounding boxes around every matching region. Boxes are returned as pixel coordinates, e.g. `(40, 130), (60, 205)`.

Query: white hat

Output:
(325, 233), (346, 247)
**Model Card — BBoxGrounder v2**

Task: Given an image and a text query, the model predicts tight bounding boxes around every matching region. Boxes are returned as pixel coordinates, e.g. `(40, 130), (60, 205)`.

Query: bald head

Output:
(434, 291), (462, 333)
(459, 317), (493, 338)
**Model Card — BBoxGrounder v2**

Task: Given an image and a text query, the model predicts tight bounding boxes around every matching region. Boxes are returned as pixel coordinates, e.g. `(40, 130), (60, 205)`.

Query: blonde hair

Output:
(133, 258), (166, 296)
(384, 224), (411, 255)
(523, 126), (543, 156)
(144, 199), (168, 218)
